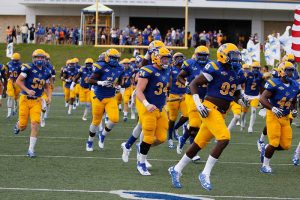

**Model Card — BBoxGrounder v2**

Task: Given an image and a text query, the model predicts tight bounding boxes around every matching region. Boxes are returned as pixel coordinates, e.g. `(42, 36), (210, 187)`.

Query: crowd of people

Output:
(6, 22), (236, 48)
(5, 23), (81, 45)
(0, 39), (299, 192)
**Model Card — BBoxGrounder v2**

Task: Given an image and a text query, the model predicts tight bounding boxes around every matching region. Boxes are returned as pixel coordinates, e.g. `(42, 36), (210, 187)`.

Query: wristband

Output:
(142, 99), (150, 107)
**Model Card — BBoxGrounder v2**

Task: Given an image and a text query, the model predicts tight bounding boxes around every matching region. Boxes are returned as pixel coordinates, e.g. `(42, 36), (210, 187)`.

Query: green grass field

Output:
(0, 96), (300, 200)
(0, 43), (300, 199)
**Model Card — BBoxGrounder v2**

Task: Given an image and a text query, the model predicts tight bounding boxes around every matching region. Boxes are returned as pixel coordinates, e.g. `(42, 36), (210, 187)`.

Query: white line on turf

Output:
(0, 154), (295, 166)
(0, 187), (298, 200)
(0, 135), (298, 147)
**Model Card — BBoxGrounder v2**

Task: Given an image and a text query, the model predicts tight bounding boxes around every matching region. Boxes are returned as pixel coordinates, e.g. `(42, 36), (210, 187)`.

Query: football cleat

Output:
(168, 166), (182, 188)
(67, 110), (72, 115)
(13, 121), (20, 135)
(123, 116), (128, 122)
(199, 173), (212, 191)
(257, 139), (265, 152)
(121, 142), (131, 163)
(248, 127), (253, 134)
(260, 165), (272, 174)
(168, 139), (174, 149)
(98, 134), (105, 149)
(176, 136), (183, 154)
(65, 102), (68, 107)
(82, 116), (87, 121)
(137, 162), (151, 176)
(72, 104), (76, 110)
(27, 150), (36, 158)
(86, 141), (93, 152)
(145, 159), (152, 169)
(292, 152), (299, 166)
(192, 155), (201, 163)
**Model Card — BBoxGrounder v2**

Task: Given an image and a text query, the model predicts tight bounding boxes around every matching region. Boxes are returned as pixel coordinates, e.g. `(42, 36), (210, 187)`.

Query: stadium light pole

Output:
(185, 0), (188, 49)
(94, 0), (189, 50)
(95, 0), (99, 46)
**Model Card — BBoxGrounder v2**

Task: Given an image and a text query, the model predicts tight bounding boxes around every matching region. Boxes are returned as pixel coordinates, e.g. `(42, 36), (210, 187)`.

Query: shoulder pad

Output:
(93, 63), (102, 69)
(22, 64), (31, 69)
(204, 61), (219, 71)
(267, 79), (277, 87)
(141, 66), (153, 74)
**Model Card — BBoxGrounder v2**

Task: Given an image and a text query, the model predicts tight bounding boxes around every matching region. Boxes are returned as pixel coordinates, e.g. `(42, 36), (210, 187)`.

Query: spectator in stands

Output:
(21, 23), (29, 43)
(6, 26), (13, 44)
(28, 24), (35, 44)
(12, 26), (16, 42)
(187, 31), (192, 47)
(192, 31), (199, 47)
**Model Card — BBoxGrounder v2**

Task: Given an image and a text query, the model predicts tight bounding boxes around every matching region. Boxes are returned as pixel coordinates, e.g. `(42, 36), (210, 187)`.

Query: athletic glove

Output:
(97, 80), (113, 87)
(271, 107), (284, 118)
(193, 94), (209, 118)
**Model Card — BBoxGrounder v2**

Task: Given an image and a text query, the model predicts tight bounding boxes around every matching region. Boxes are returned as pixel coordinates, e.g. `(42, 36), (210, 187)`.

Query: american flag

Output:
(292, 5), (300, 62)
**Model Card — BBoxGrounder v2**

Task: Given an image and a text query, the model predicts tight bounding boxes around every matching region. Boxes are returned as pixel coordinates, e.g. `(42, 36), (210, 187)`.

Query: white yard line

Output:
(0, 154), (295, 166)
(0, 135), (298, 147)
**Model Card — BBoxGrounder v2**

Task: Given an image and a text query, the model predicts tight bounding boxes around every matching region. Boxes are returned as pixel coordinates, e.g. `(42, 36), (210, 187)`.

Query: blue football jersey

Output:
(139, 65), (170, 111)
(45, 62), (56, 77)
(78, 66), (93, 89)
(92, 61), (124, 100)
(237, 69), (246, 85)
(0, 64), (8, 78)
(20, 63), (51, 97)
(7, 61), (22, 81)
(181, 58), (208, 99)
(120, 67), (134, 88)
(64, 67), (78, 88)
(170, 66), (185, 95)
(264, 78), (300, 116)
(244, 71), (263, 96)
(203, 61), (239, 102)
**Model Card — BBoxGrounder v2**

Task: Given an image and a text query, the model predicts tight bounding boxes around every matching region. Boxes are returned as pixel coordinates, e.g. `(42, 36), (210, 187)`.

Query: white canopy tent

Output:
(79, 3), (115, 45)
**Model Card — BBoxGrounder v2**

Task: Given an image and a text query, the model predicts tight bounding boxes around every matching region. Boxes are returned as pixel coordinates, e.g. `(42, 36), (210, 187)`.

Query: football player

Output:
(167, 52), (188, 148)
(6, 53), (22, 118)
(85, 49), (123, 151)
(0, 63), (8, 106)
(227, 63), (247, 131)
(241, 61), (264, 133)
(119, 58), (134, 121)
(169, 43), (248, 190)
(14, 49), (52, 157)
(176, 46), (209, 161)
(62, 59), (78, 115)
(135, 47), (171, 176)
(60, 60), (70, 107)
(73, 57), (81, 107)
(71, 58), (94, 121)
(40, 52), (55, 127)
(259, 61), (299, 173)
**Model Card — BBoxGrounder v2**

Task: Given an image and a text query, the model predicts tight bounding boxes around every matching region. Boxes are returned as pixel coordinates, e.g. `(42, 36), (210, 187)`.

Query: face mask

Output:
(228, 51), (241, 64)
(12, 60), (19, 64)
(108, 57), (120, 67)
(34, 60), (45, 66)
(284, 68), (295, 82)
(160, 56), (171, 69)
(174, 57), (184, 66)
(196, 54), (208, 64)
